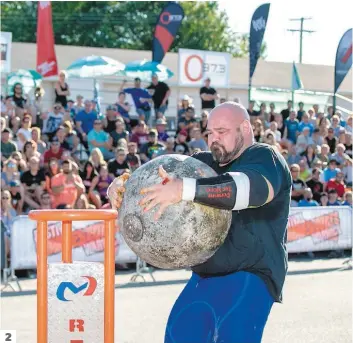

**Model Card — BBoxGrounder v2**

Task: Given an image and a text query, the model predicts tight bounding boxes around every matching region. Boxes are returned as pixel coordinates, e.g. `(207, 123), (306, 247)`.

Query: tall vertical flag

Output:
(36, 1), (58, 77)
(291, 62), (303, 104)
(152, 2), (184, 63)
(249, 3), (270, 102)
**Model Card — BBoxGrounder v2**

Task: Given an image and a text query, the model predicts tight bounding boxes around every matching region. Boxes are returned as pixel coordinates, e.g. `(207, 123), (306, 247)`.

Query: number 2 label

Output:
(0, 330), (16, 343)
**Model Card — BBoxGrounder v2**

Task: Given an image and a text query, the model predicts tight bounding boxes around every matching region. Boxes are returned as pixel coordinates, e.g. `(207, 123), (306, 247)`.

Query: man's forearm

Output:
(181, 171), (270, 211)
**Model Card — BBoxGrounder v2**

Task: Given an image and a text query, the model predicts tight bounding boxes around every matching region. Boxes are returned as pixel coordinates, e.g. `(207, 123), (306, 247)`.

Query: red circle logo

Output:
(160, 12), (171, 25)
(184, 55), (203, 82)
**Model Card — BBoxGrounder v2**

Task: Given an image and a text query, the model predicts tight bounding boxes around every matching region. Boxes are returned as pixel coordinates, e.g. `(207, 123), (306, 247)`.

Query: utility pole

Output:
(287, 17), (315, 63)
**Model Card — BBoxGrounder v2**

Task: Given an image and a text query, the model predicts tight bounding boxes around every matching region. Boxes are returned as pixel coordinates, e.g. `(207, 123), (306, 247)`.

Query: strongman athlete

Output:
(108, 102), (291, 343)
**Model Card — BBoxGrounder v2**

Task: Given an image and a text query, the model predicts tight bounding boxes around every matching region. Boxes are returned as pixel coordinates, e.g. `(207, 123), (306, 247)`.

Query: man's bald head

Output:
(206, 101), (254, 165)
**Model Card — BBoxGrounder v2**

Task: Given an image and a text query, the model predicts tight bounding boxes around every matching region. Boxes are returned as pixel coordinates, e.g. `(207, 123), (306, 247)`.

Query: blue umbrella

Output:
(66, 55), (125, 78)
(7, 69), (42, 94)
(122, 60), (174, 82)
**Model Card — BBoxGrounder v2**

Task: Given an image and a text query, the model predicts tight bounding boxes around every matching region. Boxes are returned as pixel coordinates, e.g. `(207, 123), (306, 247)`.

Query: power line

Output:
(287, 17), (315, 64)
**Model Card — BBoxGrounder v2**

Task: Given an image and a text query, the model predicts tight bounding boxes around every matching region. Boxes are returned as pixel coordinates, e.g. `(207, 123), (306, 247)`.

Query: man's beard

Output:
(211, 134), (244, 165)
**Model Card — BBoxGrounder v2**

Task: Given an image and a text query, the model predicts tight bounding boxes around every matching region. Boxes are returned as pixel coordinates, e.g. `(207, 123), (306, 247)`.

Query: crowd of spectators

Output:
(1, 73), (352, 246)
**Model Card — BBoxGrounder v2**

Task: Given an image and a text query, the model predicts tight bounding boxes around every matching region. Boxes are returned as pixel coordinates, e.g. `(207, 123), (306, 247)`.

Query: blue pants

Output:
(165, 271), (274, 343)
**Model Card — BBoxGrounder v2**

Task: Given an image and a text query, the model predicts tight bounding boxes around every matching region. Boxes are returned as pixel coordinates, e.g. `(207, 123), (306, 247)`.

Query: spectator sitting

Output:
(20, 156), (45, 211)
(41, 103), (65, 140)
(330, 115), (344, 137)
(298, 188), (319, 207)
(1, 128), (17, 160)
(342, 191), (352, 207)
(75, 100), (98, 143)
(96, 164), (114, 205)
(79, 161), (101, 209)
(312, 128), (324, 146)
(50, 160), (85, 209)
(110, 118), (129, 149)
(31, 127), (46, 154)
(1, 158), (21, 190)
(43, 137), (64, 165)
(317, 143), (330, 165)
(71, 134), (88, 164)
(72, 95), (84, 116)
(268, 121), (281, 142)
(330, 143), (349, 166)
(75, 193), (95, 210)
(9, 180), (24, 214)
(325, 127), (338, 154)
(296, 127), (313, 154)
(22, 140), (41, 164)
(200, 111), (209, 139)
(327, 189), (341, 206)
(39, 191), (52, 209)
(11, 151), (28, 175)
(320, 192), (329, 206)
(345, 114), (352, 133)
(87, 119), (114, 160)
(323, 159), (341, 183)
(283, 110), (299, 145)
(174, 129), (190, 155)
(298, 159), (310, 181)
(89, 148), (106, 174)
(16, 115), (32, 151)
(264, 131), (281, 152)
(108, 148), (131, 178)
(326, 171), (346, 198)
(342, 157), (352, 187)
(343, 132), (352, 158)
(253, 119), (264, 142)
(45, 158), (60, 195)
(155, 118), (169, 142)
(298, 112), (314, 135)
(103, 104), (118, 134)
(115, 92), (131, 127)
(159, 137), (176, 156)
(177, 107), (197, 137)
(290, 163), (306, 206)
(62, 121), (76, 150)
(188, 128), (208, 152)
(306, 168), (324, 203)
(130, 121), (149, 148)
(139, 130), (165, 163)
(300, 145), (316, 169)
(286, 145), (301, 165)
(55, 126), (70, 150)
(126, 142), (141, 172)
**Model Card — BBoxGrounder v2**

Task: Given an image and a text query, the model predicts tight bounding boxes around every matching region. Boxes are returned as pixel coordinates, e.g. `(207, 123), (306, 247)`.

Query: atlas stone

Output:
(118, 154), (232, 269)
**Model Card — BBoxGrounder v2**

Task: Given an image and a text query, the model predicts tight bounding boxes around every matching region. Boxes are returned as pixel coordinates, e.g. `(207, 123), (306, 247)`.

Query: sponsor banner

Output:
(287, 207), (352, 253)
(0, 32), (12, 73)
(178, 48), (230, 87)
(11, 216), (137, 270)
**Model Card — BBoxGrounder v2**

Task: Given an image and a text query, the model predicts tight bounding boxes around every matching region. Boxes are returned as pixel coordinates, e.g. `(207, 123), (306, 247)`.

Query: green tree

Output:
(0, 1), (266, 58)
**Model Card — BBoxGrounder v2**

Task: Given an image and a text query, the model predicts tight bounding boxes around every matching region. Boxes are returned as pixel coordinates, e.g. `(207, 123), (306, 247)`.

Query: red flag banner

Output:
(36, 1), (58, 77)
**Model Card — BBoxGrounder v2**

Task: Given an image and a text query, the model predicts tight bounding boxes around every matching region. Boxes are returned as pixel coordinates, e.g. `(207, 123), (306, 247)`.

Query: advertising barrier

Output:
(10, 215), (137, 271)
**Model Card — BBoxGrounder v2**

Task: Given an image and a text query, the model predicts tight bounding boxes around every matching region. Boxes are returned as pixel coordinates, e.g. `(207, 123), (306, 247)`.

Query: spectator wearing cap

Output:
(115, 92), (131, 126)
(200, 78), (219, 110)
(130, 121), (149, 147)
(51, 160), (85, 209)
(121, 78), (152, 124)
(126, 142), (141, 172)
(108, 148), (131, 178)
(1, 128), (17, 160)
(342, 191), (352, 207)
(87, 119), (114, 160)
(298, 188), (319, 207)
(290, 163), (306, 206)
(327, 189), (341, 206)
(330, 143), (349, 166)
(325, 127), (338, 154)
(110, 118), (129, 149)
(41, 103), (65, 140)
(139, 130), (165, 163)
(174, 129), (190, 155)
(283, 111), (299, 145)
(323, 159), (341, 183)
(177, 107), (197, 137)
(188, 128), (208, 153)
(16, 115), (32, 151)
(326, 171), (346, 198)
(103, 105), (118, 134)
(75, 100), (98, 142)
(298, 112), (314, 135)
(296, 126), (313, 154)
(20, 156), (46, 210)
(43, 137), (64, 165)
(147, 74), (171, 117)
(306, 168), (324, 203)
(178, 95), (192, 119)
(31, 127), (46, 154)
(156, 118), (169, 142)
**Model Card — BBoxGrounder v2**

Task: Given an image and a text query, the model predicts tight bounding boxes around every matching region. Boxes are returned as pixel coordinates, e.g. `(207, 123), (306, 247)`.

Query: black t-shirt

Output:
(306, 179), (324, 203)
(200, 87), (216, 109)
(191, 144), (291, 302)
(79, 170), (98, 193)
(247, 109), (260, 117)
(344, 143), (352, 158)
(147, 82), (170, 109)
(326, 136), (338, 154)
(291, 178), (306, 202)
(280, 108), (291, 121)
(12, 95), (26, 109)
(20, 169), (46, 191)
(110, 130), (129, 148)
(10, 191), (22, 211)
(108, 159), (130, 177)
(105, 118), (117, 134)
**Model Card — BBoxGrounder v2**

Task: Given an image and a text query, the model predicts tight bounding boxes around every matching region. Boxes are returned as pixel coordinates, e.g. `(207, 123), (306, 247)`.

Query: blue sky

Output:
(218, 0), (353, 66)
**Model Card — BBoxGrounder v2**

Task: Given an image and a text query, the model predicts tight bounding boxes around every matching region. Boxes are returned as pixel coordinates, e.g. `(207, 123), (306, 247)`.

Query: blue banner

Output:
(152, 2), (184, 64)
(249, 3), (270, 82)
(334, 29), (352, 93)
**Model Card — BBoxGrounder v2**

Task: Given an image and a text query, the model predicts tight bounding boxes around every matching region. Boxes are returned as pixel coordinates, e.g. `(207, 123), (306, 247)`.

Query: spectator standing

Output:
(42, 103), (65, 140)
(147, 74), (171, 117)
(139, 130), (165, 163)
(200, 77), (219, 110)
(108, 148), (131, 178)
(1, 190), (17, 234)
(268, 102), (276, 122)
(297, 102), (305, 122)
(121, 78), (152, 123)
(71, 95), (84, 116)
(298, 188), (319, 207)
(1, 128), (17, 160)
(103, 105), (118, 134)
(87, 119), (114, 160)
(298, 113), (314, 135)
(306, 168), (324, 203)
(283, 111), (300, 144)
(51, 160), (85, 209)
(290, 163), (306, 206)
(200, 111), (209, 139)
(54, 71), (70, 108)
(126, 142), (141, 172)
(281, 100), (293, 121)
(10, 83), (27, 111)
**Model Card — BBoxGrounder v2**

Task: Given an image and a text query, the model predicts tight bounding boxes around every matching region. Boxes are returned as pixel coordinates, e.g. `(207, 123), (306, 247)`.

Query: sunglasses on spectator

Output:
(7, 163), (16, 167)
(94, 121), (102, 125)
(54, 106), (61, 110)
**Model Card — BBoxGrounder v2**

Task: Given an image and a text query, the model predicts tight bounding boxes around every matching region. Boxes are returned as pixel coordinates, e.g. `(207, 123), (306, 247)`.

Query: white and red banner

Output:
(36, 1), (58, 77)
(10, 216), (137, 271)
